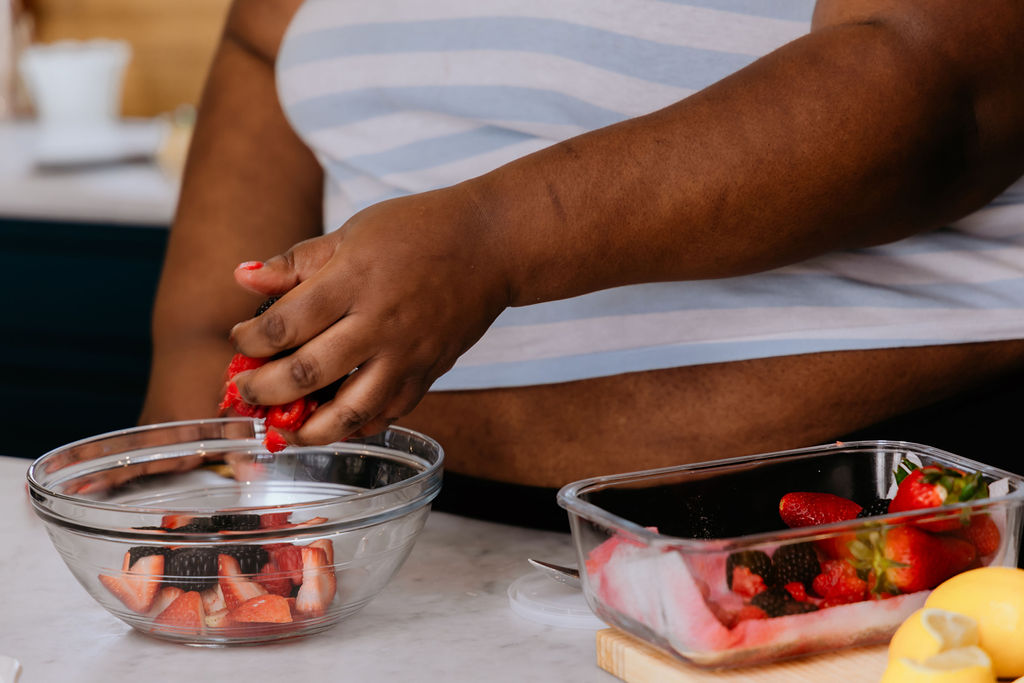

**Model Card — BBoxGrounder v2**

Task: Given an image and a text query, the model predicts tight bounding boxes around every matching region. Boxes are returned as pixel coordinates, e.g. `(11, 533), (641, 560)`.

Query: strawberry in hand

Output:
(888, 461), (989, 532)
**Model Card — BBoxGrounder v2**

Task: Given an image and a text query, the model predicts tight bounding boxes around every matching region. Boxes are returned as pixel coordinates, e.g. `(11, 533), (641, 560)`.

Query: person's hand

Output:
(227, 184), (511, 446)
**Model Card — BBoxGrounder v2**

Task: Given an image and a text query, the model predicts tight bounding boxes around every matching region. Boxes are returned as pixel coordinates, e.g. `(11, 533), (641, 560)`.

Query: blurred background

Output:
(0, 0), (231, 458)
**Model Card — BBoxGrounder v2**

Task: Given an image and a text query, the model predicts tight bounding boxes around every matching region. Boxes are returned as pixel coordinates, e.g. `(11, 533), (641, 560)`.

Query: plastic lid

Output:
(507, 572), (606, 630)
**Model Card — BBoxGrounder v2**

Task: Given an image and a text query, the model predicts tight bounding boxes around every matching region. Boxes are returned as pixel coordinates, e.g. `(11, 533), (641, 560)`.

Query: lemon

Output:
(925, 567), (1024, 679)
(881, 646), (996, 683)
(889, 608), (980, 662)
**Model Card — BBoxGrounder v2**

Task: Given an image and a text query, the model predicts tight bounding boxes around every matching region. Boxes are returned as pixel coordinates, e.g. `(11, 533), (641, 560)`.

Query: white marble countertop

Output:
(0, 120), (177, 226)
(0, 455), (614, 683)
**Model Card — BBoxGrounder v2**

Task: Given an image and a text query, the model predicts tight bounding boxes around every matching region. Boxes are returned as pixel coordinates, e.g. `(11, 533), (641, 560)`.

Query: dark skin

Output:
(141, 0), (1024, 488)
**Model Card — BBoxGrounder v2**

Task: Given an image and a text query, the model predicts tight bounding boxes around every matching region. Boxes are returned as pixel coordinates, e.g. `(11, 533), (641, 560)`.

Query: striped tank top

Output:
(276, 0), (1024, 391)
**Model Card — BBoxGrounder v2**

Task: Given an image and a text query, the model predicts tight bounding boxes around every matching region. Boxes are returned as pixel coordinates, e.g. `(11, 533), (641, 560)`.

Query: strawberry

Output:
(256, 561), (294, 597)
(259, 512), (292, 529)
(160, 514), (196, 530)
(154, 590), (206, 631)
(266, 544), (304, 586)
(734, 605), (769, 623)
(725, 550), (771, 597)
(812, 560), (867, 606)
(147, 586), (185, 617)
(779, 492), (863, 528)
(205, 608), (231, 629)
(888, 462), (989, 532)
(852, 525), (977, 595)
(779, 492), (863, 559)
(266, 398), (317, 432)
(308, 538), (335, 565)
(730, 566), (767, 599)
(952, 513), (1001, 556)
(783, 581), (811, 603)
(264, 428), (289, 453)
(200, 585), (226, 613)
(98, 553), (165, 613)
(294, 545), (336, 617)
(218, 553), (268, 611)
(219, 381), (267, 419)
(226, 353), (268, 380)
(229, 594), (293, 624)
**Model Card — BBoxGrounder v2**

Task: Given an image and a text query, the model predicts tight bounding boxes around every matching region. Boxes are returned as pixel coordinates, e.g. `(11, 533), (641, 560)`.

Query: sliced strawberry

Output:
(266, 544), (304, 586)
(160, 514), (196, 530)
(289, 516), (329, 529)
(205, 608), (231, 629)
(259, 512), (292, 529)
(294, 546), (336, 617)
(154, 590), (206, 631)
(308, 538), (335, 565)
(200, 585), (226, 613)
(98, 553), (165, 613)
(218, 553), (268, 611)
(256, 561), (294, 597)
(148, 586), (185, 616)
(229, 594), (293, 624)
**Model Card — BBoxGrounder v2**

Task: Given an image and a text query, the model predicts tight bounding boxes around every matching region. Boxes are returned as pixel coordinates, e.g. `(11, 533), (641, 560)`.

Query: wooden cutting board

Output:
(596, 628), (890, 682)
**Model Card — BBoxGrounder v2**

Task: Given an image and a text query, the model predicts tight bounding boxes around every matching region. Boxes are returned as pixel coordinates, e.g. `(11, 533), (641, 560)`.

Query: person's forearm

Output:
(468, 3), (1024, 307)
(140, 1), (322, 424)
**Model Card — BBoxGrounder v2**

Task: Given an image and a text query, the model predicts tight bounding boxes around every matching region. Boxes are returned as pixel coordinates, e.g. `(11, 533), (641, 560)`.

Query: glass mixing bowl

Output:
(26, 418), (443, 645)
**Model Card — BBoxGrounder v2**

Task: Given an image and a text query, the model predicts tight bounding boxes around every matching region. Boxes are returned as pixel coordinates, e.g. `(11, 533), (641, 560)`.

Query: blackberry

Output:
(164, 547), (219, 592)
(167, 517), (217, 534)
(127, 546), (165, 567)
(221, 545), (269, 575)
(770, 542), (820, 587)
(725, 550), (772, 590)
(211, 514), (261, 531)
(856, 498), (892, 519)
(255, 296), (279, 317)
(750, 587), (819, 617)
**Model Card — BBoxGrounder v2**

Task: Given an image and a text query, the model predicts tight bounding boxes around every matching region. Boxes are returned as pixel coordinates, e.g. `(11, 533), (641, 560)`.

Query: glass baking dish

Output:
(557, 440), (1024, 668)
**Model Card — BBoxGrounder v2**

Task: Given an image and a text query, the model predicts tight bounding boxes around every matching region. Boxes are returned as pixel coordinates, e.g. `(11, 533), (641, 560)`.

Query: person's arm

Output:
(228, 0), (1024, 444)
(138, 0), (322, 425)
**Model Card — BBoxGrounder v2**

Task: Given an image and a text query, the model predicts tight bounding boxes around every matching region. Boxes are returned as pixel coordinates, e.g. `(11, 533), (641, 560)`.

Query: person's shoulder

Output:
(223, 0), (306, 64)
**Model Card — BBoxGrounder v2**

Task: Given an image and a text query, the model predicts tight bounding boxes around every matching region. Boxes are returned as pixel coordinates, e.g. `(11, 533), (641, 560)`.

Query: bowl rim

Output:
(556, 439), (1024, 552)
(26, 418), (444, 519)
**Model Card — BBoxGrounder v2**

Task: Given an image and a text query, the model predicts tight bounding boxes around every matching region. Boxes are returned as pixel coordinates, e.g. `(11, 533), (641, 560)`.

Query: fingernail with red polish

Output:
(238, 261), (264, 271)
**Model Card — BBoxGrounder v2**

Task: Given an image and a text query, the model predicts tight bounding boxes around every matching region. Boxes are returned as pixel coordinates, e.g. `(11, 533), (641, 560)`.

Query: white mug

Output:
(18, 39), (131, 128)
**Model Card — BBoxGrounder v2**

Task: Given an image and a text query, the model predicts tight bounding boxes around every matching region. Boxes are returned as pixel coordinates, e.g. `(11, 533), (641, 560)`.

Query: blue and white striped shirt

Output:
(277, 0), (1024, 390)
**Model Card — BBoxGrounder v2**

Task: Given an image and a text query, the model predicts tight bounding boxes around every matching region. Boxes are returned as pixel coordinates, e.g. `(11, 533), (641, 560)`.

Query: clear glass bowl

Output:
(27, 418), (443, 646)
(557, 440), (1024, 668)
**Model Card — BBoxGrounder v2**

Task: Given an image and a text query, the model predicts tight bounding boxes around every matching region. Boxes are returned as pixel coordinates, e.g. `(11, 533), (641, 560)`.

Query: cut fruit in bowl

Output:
(26, 419), (443, 646)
